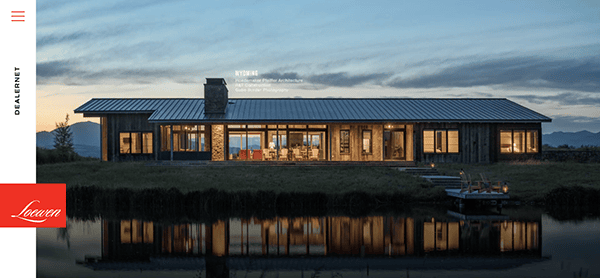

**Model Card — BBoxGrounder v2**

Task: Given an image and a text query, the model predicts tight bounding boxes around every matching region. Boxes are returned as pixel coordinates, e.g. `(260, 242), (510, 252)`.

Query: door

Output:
(384, 130), (405, 160)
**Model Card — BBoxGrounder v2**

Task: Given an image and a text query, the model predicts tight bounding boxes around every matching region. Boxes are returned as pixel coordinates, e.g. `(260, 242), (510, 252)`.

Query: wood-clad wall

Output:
(105, 113), (156, 161)
(495, 123), (542, 161)
(330, 124), (383, 161)
(414, 123), (492, 164)
(406, 124), (414, 162)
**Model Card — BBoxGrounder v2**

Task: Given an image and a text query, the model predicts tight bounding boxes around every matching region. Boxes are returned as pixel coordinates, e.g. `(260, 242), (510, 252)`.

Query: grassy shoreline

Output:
(434, 160), (600, 202)
(37, 160), (600, 204)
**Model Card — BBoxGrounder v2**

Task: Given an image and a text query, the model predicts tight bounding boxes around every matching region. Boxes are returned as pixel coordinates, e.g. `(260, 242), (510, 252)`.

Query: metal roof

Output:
(74, 98), (552, 123)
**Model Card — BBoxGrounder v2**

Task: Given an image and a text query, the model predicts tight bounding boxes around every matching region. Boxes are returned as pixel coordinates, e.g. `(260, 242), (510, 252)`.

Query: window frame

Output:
(362, 130), (372, 154)
(340, 130), (350, 154)
(161, 125), (207, 152)
(120, 131), (153, 154)
(423, 129), (459, 154)
(500, 129), (540, 154)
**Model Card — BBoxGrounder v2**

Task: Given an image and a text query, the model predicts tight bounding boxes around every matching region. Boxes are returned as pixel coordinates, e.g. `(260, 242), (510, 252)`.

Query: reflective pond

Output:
(37, 206), (600, 278)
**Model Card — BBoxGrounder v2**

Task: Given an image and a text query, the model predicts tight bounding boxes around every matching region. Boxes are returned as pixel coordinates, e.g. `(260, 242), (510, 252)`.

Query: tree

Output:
(54, 114), (75, 160)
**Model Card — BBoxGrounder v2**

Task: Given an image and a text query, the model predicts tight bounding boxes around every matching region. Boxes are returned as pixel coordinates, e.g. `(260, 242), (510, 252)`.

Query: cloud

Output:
(37, 60), (82, 78)
(38, 0), (186, 27)
(36, 25), (135, 49)
(307, 72), (392, 87)
(259, 72), (301, 80)
(388, 56), (600, 92)
(260, 71), (392, 87)
(37, 31), (92, 48)
(512, 92), (600, 106)
(36, 59), (187, 85)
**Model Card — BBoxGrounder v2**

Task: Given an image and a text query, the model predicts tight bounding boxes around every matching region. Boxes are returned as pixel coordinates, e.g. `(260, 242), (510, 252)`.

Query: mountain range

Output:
(36, 121), (101, 158)
(37, 122), (600, 158)
(542, 130), (600, 148)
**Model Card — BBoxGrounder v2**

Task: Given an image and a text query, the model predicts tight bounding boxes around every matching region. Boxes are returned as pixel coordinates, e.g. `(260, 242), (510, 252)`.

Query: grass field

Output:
(435, 160), (600, 202)
(37, 160), (600, 203)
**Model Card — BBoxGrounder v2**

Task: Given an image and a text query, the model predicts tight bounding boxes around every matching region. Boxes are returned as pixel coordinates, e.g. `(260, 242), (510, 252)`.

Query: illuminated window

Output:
(121, 220), (153, 244)
(120, 133), (131, 154)
(423, 131), (435, 153)
(448, 131), (459, 153)
(501, 129), (539, 154)
(340, 130), (350, 154)
(527, 130), (538, 153)
(161, 125), (207, 152)
(120, 220), (131, 243)
(362, 130), (372, 154)
(436, 131), (447, 153)
(500, 130), (513, 153)
(120, 132), (153, 154)
(423, 130), (459, 153)
(514, 130), (525, 153)
(131, 132), (141, 153)
(143, 133), (153, 154)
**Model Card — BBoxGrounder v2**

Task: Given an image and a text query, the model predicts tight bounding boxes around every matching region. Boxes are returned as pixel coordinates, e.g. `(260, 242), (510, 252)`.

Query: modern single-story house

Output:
(74, 78), (552, 164)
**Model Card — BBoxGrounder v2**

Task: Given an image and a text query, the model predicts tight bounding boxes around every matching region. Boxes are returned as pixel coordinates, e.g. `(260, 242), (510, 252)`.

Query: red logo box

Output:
(0, 184), (66, 228)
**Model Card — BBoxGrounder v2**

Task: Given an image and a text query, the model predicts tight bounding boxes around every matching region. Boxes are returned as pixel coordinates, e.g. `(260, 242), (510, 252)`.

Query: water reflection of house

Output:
(75, 78), (551, 163)
(100, 215), (541, 262)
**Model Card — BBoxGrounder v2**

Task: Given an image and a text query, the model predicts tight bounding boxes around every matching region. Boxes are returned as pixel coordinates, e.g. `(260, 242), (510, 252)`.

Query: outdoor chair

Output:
(469, 174), (484, 193)
(479, 173), (502, 193)
(459, 170), (471, 193)
(460, 170), (483, 193)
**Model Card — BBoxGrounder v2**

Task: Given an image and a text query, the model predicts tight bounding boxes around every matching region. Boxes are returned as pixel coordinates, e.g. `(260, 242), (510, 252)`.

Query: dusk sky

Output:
(36, 0), (600, 133)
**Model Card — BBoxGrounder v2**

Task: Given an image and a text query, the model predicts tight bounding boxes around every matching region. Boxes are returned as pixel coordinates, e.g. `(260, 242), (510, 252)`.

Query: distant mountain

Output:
(36, 121), (101, 158)
(543, 131), (600, 147)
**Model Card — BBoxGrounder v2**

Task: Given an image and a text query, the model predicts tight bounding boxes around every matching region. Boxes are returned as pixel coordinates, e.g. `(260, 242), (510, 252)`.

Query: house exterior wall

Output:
(414, 122), (492, 164)
(96, 114), (543, 164)
(211, 125), (225, 161)
(330, 124), (384, 161)
(413, 122), (542, 164)
(104, 113), (156, 162)
(495, 123), (542, 161)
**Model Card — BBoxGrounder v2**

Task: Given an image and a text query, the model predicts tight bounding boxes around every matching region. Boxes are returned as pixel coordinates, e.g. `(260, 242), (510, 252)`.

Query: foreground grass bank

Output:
(37, 161), (443, 200)
(434, 161), (600, 203)
(37, 160), (600, 204)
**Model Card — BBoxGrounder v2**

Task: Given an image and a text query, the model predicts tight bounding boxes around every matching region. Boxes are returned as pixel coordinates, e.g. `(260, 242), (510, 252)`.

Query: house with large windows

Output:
(74, 78), (551, 164)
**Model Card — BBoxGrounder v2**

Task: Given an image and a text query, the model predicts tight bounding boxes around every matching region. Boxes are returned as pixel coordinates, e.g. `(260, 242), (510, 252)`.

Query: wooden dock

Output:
(445, 188), (510, 200)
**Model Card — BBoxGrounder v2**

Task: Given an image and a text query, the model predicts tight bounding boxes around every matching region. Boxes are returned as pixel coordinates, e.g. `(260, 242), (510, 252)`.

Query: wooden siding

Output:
(105, 113), (156, 161)
(330, 124), (384, 161)
(406, 124), (414, 162)
(100, 116), (108, 161)
(414, 123), (492, 164)
(94, 113), (542, 164)
(496, 123), (542, 161)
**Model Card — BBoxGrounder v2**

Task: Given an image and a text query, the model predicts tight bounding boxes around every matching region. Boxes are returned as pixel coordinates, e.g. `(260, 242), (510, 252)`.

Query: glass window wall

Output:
(160, 125), (207, 152)
(229, 124), (327, 161)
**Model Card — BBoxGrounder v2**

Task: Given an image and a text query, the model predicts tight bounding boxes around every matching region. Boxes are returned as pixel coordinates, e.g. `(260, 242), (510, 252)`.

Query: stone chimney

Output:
(204, 78), (228, 114)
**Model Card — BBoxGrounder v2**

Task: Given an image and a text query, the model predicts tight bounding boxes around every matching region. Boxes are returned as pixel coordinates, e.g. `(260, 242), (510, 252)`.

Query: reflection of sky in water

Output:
(37, 214), (600, 278)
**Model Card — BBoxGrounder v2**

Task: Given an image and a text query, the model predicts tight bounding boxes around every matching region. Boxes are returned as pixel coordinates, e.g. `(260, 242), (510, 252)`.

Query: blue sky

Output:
(36, 0), (600, 133)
